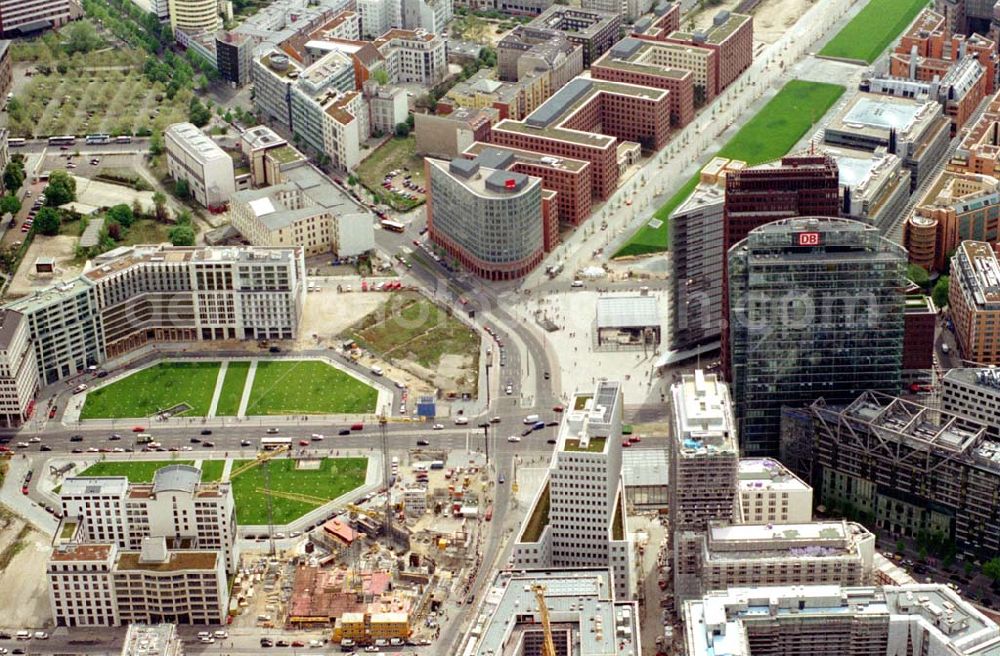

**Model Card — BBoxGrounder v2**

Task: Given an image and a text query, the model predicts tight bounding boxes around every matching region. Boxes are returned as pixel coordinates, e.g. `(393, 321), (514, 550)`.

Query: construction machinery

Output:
(532, 584), (556, 656)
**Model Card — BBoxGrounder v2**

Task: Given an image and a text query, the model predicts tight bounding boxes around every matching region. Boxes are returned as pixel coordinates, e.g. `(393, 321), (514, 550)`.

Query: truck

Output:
(135, 433), (153, 444)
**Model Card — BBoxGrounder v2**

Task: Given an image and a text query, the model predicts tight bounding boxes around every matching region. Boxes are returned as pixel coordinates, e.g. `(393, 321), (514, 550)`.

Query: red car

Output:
(621, 440), (631, 447)
(298, 439), (309, 446)
(131, 426), (145, 432)
(21, 485), (28, 495)
(552, 405), (564, 413)
(290, 642), (305, 648)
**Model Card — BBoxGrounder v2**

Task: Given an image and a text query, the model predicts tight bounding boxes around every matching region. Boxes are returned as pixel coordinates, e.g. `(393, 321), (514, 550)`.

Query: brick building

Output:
(663, 11), (753, 96)
(949, 240), (1000, 365)
(529, 6), (621, 67)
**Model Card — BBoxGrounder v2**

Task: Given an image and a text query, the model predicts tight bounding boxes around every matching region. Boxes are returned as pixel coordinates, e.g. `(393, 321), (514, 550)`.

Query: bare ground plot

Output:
(0, 509), (54, 629)
(346, 292), (480, 396)
(355, 136), (426, 211)
(296, 287), (393, 347)
(682, 0), (815, 43)
(5, 235), (81, 299)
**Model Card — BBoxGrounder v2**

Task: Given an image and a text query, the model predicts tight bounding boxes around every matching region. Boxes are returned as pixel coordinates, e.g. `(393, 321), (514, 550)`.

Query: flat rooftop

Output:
(738, 458), (810, 493)
(466, 569), (639, 656)
(622, 448), (668, 488)
(594, 39), (691, 79)
(596, 295), (660, 329)
(828, 93), (939, 144)
(957, 240), (1000, 305)
(60, 476), (129, 497)
(122, 624), (181, 656)
(671, 370), (737, 454)
(116, 550), (218, 573)
(463, 142), (590, 173)
(51, 543), (114, 562)
(557, 381), (621, 452)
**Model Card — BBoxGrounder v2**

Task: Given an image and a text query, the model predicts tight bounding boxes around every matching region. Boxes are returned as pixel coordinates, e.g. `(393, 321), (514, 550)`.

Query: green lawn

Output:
(614, 80), (845, 258)
(229, 457), (368, 525)
(820, 0), (930, 63)
(245, 361), (378, 416)
(80, 460), (195, 482)
(215, 362), (251, 416)
(199, 460), (226, 483)
(80, 362), (222, 419)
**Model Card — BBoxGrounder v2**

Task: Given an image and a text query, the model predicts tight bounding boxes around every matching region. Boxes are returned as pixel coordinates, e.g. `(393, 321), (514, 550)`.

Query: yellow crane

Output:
(532, 584), (556, 656)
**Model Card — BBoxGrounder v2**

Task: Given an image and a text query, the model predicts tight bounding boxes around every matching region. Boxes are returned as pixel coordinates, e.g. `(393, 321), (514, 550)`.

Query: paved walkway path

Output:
(221, 458), (234, 482)
(237, 359), (258, 418)
(207, 361), (229, 418)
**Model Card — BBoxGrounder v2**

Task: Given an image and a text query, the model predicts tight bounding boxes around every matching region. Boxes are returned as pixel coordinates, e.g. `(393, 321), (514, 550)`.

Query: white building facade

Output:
(164, 122), (236, 209)
(0, 309), (40, 428)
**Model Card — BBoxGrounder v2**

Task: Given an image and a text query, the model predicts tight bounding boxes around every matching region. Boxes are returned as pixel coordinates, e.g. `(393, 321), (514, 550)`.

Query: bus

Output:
(261, 437), (292, 451)
(85, 134), (110, 145)
(380, 219), (405, 233)
(48, 135), (76, 146)
(115, 135), (133, 144)
(7, 138), (25, 148)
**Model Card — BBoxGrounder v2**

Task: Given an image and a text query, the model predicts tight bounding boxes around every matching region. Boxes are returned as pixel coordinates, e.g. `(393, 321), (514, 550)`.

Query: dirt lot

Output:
(297, 286), (392, 347)
(685, 0), (815, 43)
(0, 508), (54, 629)
(6, 234), (82, 299)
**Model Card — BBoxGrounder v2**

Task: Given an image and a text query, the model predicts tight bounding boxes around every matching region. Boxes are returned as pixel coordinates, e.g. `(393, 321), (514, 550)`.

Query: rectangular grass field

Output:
(615, 80), (845, 258)
(819, 0), (930, 63)
(80, 362), (222, 419)
(215, 361), (251, 416)
(79, 460), (195, 482)
(245, 361), (378, 416)
(199, 460), (226, 483)
(229, 457), (368, 525)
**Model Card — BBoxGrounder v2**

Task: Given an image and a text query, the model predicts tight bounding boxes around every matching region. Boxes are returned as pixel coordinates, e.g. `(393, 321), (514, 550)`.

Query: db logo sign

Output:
(797, 232), (820, 247)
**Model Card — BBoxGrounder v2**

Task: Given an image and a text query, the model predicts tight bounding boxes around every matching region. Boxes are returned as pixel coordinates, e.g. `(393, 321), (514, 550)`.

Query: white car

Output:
(181, 446), (193, 451)
(311, 433), (324, 441)
(86, 447), (99, 453)
(199, 637), (215, 644)
(505, 385), (513, 395)
(28, 436), (40, 442)
(112, 447), (125, 452)
(507, 435), (521, 442)
(432, 423), (444, 430)
(571, 279), (584, 287)
(213, 631), (228, 639)
(454, 416), (469, 425)
(266, 427), (280, 434)
(308, 639), (323, 648)
(16, 442), (28, 448)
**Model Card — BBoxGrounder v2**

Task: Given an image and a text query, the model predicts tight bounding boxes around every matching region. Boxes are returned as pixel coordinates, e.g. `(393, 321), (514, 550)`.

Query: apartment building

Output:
(942, 367), (1000, 438)
(824, 92), (952, 192)
(400, 0), (451, 33)
(664, 11), (753, 96)
(365, 83), (408, 135)
(530, 6), (621, 67)
(490, 77), (670, 201)
(0, 0), (74, 36)
(950, 240), (1000, 364)
(950, 88), (1000, 176)
(426, 153), (554, 280)
(230, 162), (375, 257)
(631, 0), (680, 41)
(497, 26), (583, 92)
(669, 370), (739, 534)
(675, 520), (875, 601)
(728, 217), (906, 456)
(591, 39), (695, 128)
(737, 458), (812, 524)
(168, 0), (221, 35)
(414, 108), (496, 159)
(373, 29), (447, 85)
(460, 569), (640, 656)
(512, 382), (632, 600)
(5, 246), (305, 383)
(803, 392), (1000, 559)
(59, 466), (238, 572)
(164, 123), (236, 209)
(48, 539), (229, 627)
(0, 309), (40, 428)
(905, 171), (1000, 272)
(463, 141), (592, 226)
(683, 584), (1000, 656)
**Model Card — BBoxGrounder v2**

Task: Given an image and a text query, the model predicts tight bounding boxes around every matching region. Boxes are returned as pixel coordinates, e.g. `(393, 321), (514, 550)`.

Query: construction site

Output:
(228, 445), (492, 649)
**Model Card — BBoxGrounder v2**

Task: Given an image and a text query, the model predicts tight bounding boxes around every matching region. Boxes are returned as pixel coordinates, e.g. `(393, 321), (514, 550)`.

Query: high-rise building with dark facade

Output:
(727, 217), (906, 456)
(215, 31), (253, 86)
(720, 155), (841, 376)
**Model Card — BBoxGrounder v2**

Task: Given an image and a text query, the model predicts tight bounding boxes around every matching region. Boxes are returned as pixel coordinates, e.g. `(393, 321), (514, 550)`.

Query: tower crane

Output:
(532, 584), (556, 656)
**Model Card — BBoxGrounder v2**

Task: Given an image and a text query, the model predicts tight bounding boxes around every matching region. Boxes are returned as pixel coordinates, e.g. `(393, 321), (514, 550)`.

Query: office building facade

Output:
(164, 123), (236, 209)
(168, 0), (221, 34)
(512, 382), (632, 600)
(942, 367), (1000, 439)
(727, 217), (906, 456)
(949, 240), (1000, 364)
(737, 458), (812, 524)
(0, 0), (74, 36)
(530, 6), (621, 67)
(426, 153), (554, 280)
(806, 392), (1000, 560)
(6, 246), (305, 384)
(0, 309), (40, 428)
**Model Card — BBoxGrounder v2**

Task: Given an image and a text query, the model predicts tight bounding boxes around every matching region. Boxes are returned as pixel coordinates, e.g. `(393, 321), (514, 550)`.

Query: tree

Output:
(106, 221), (122, 241)
(107, 203), (135, 228)
(372, 68), (390, 85)
(406, 113), (414, 130)
(64, 21), (103, 54)
(985, 557), (1000, 581)
(174, 178), (191, 200)
(149, 130), (165, 156)
(395, 122), (411, 138)
(35, 207), (61, 235)
(932, 275), (950, 309)
(44, 170), (76, 206)
(168, 224), (195, 246)
(3, 162), (25, 193)
(152, 192), (168, 222)
(175, 209), (192, 226)
(131, 198), (145, 220)
(907, 263), (930, 287)
(188, 97), (211, 127)
(0, 194), (21, 216)
(895, 540), (905, 554)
